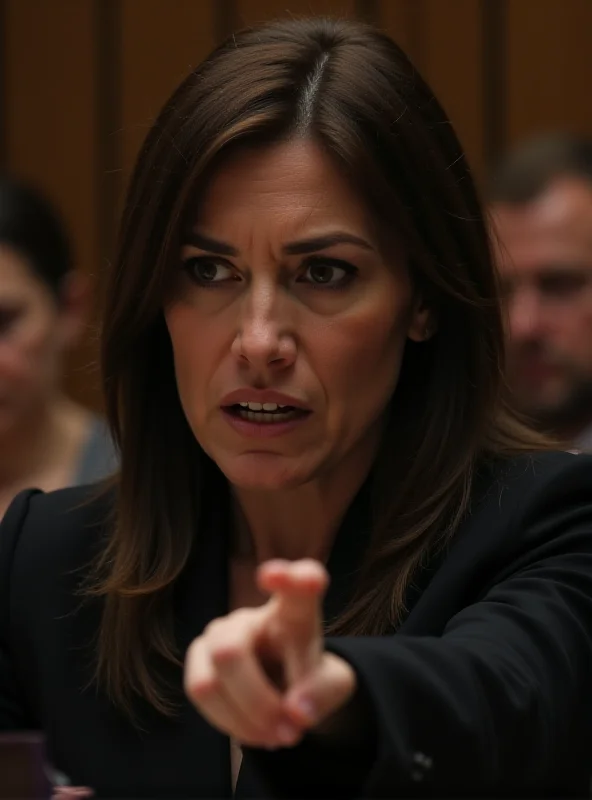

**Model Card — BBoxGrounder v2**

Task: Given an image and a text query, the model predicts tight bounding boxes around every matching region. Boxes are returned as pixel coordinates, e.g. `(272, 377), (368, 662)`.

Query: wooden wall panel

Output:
(3, 0), (100, 408)
(378, 0), (420, 61)
(233, 0), (358, 28)
(0, 0), (6, 165)
(505, 0), (592, 144)
(119, 0), (217, 195)
(2, 0), (592, 412)
(381, 0), (485, 180)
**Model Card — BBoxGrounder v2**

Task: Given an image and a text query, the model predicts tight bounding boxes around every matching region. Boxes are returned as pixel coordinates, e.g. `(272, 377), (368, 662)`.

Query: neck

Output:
(0, 394), (89, 486)
(231, 436), (378, 564)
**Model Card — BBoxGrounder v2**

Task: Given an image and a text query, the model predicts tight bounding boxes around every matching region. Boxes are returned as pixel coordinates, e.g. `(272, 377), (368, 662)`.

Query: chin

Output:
(217, 453), (314, 492)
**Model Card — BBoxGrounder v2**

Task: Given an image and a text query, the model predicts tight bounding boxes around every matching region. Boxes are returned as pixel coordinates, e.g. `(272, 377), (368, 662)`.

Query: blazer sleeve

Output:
(0, 490), (42, 729)
(243, 456), (592, 798)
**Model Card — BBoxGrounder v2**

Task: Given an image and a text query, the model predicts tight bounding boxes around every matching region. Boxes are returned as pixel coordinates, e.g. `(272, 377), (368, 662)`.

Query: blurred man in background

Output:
(490, 133), (592, 449)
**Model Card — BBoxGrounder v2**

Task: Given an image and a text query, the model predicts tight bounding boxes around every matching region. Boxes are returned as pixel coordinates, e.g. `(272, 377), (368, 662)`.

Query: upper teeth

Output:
(239, 402), (287, 411)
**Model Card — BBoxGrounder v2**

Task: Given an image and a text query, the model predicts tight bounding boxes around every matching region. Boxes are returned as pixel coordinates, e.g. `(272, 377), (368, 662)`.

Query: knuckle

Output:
(208, 613), (259, 665)
(239, 722), (277, 747)
(241, 733), (270, 748)
(204, 608), (257, 643)
(203, 617), (226, 637)
(187, 674), (221, 700)
(228, 607), (258, 626)
(258, 710), (281, 733)
(185, 637), (204, 661)
(210, 641), (245, 666)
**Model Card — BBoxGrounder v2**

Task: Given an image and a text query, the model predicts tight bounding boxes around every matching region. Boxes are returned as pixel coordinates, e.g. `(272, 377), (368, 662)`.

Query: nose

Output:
(507, 286), (544, 343)
(231, 281), (296, 374)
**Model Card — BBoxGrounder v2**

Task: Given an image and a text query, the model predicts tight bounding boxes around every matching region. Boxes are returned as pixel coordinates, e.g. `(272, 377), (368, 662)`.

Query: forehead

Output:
(492, 177), (592, 271)
(194, 139), (374, 235)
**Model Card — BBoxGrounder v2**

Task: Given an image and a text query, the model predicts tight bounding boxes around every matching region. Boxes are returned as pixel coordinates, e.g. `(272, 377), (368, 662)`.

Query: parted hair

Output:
(91, 16), (546, 717)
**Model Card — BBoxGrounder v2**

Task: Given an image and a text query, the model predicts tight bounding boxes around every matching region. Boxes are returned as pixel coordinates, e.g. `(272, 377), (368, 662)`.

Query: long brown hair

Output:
(92, 16), (546, 716)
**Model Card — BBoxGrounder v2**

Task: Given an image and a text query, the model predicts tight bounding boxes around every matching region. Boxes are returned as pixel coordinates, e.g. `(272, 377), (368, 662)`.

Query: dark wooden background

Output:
(1, 0), (591, 410)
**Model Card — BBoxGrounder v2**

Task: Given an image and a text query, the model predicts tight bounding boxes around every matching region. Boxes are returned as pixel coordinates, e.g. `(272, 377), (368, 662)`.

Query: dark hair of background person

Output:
(91, 15), (548, 717)
(489, 132), (592, 204)
(0, 175), (73, 299)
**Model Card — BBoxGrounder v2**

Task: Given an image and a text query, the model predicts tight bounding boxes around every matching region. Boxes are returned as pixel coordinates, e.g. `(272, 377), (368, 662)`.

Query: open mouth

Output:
(223, 402), (310, 424)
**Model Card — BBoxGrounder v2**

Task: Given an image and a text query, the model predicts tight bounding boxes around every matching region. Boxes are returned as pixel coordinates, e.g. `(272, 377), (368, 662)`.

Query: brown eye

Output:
(301, 258), (357, 289)
(309, 264), (340, 284)
(183, 257), (236, 286)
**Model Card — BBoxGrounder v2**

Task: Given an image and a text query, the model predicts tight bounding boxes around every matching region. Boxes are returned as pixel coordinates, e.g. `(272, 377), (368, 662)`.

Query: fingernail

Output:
(294, 697), (316, 722)
(276, 722), (299, 744)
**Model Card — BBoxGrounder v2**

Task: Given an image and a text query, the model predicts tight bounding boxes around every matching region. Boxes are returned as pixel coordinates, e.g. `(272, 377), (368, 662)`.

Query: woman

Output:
(0, 176), (116, 516)
(1, 16), (592, 799)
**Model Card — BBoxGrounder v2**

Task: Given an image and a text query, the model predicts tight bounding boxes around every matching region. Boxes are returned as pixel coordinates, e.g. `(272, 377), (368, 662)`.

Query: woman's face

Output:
(165, 139), (430, 490)
(0, 246), (75, 433)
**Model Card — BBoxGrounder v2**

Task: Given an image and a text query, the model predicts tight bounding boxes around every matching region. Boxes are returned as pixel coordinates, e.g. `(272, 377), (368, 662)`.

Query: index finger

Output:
(258, 559), (328, 683)
(258, 559), (328, 625)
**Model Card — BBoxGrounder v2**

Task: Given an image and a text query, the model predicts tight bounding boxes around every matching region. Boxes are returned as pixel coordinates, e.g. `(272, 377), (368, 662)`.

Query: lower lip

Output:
(221, 408), (310, 438)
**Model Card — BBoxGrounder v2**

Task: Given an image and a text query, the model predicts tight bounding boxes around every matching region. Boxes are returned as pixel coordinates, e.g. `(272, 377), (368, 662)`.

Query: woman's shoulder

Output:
(466, 450), (592, 557)
(0, 483), (114, 589)
(420, 451), (592, 609)
(476, 449), (592, 507)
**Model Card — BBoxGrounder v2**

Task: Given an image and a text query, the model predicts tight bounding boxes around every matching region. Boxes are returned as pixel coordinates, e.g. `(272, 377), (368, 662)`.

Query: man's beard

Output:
(509, 367), (592, 438)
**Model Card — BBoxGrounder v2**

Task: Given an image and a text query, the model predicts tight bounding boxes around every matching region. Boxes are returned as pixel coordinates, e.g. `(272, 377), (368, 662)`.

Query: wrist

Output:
(309, 663), (371, 749)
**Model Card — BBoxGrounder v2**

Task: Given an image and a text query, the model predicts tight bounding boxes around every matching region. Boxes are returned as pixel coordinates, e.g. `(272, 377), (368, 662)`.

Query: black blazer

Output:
(1, 452), (592, 798)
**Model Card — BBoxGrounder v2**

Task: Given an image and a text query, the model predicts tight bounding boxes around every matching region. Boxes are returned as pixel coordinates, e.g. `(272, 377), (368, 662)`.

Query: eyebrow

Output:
(182, 231), (374, 255)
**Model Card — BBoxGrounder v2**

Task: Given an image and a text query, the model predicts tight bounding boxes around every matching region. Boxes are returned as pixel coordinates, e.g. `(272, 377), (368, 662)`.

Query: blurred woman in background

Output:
(0, 176), (116, 515)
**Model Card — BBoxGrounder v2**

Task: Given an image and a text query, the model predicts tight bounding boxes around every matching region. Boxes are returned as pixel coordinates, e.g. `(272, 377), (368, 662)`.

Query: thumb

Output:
(283, 652), (358, 730)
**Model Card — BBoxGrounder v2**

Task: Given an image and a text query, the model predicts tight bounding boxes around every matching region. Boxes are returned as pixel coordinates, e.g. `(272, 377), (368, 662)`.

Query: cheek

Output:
(315, 295), (411, 406)
(573, 304), (592, 339)
(0, 324), (59, 387)
(554, 307), (592, 355)
(165, 307), (221, 419)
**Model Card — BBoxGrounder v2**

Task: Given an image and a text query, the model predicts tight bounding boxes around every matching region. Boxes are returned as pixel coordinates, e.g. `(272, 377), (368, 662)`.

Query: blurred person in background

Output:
(490, 133), (592, 448)
(0, 175), (116, 516)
